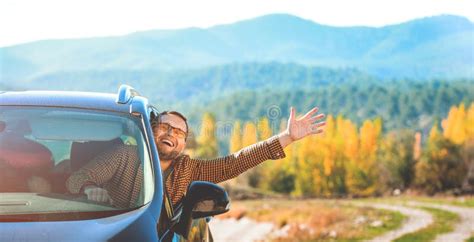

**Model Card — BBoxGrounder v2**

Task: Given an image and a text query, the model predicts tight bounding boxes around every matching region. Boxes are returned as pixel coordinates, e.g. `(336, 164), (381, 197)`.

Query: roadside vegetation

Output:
(409, 196), (474, 208)
(192, 102), (474, 199)
(361, 195), (474, 208)
(217, 199), (404, 241)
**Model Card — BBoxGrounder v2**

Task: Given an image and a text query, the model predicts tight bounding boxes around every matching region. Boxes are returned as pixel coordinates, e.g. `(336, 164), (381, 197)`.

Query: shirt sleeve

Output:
(66, 145), (123, 194)
(189, 135), (286, 184)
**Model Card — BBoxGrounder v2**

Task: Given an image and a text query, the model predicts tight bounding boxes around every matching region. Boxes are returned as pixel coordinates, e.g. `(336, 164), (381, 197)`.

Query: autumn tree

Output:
(442, 103), (467, 144)
(440, 102), (474, 191)
(242, 122), (258, 147)
(195, 112), (218, 159)
(345, 118), (382, 197)
(229, 121), (242, 153)
(414, 123), (466, 194)
(257, 117), (272, 140)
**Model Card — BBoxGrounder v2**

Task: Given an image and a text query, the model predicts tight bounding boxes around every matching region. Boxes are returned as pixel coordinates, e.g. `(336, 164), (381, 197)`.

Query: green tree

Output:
(377, 130), (416, 191)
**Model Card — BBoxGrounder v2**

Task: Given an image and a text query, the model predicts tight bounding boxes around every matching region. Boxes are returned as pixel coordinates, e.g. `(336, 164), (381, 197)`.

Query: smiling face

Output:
(152, 113), (188, 162)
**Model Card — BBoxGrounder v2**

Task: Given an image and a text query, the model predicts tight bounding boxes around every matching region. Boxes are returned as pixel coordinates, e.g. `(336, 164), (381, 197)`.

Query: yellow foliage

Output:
(451, 103), (467, 144)
(234, 113), (389, 197)
(359, 119), (380, 160)
(195, 112), (218, 158)
(323, 115), (336, 139)
(467, 103), (474, 137)
(197, 113), (217, 145)
(442, 106), (457, 138)
(341, 119), (358, 160)
(230, 121), (242, 153)
(429, 123), (441, 142)
(257, 117), (273, 140)
(242, 122), (258, 147)
(442, 102), (472, 144)
(323, 156), (332, 176)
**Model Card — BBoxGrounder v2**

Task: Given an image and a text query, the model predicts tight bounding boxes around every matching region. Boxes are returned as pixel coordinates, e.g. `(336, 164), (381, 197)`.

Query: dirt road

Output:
(209, 200), (473, 242)
(366, 203), (433, 242)
(407, 201), (474, 242)
(209, 217), (274, 242)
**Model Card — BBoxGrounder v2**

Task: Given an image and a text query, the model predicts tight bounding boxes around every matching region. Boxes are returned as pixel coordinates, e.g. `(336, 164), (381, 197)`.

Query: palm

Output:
(287, 107), (326, 141)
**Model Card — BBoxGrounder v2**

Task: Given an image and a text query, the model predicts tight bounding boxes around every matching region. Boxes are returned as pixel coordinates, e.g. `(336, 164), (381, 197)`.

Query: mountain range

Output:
(1, 13), (473, 88)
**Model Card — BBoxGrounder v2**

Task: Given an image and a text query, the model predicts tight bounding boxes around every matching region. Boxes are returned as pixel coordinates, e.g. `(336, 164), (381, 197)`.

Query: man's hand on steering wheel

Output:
(83, 185), (114, 205)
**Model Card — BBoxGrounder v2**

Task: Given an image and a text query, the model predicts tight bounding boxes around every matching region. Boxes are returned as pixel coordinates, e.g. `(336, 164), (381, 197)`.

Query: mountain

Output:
(1, 14), (473, 85)
(6, 62), (376, 109)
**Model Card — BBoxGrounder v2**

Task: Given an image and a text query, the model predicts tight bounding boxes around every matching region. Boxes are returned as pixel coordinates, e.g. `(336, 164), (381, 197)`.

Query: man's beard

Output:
(157, 148), (180, 161)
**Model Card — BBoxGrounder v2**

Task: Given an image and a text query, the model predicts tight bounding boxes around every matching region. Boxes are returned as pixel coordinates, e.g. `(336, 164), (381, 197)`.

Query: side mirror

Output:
(174, 181), (230, 238)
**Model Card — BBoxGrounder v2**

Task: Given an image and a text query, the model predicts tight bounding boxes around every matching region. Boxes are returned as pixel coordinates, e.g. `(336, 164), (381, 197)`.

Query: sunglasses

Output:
(157, 123), (187, 139)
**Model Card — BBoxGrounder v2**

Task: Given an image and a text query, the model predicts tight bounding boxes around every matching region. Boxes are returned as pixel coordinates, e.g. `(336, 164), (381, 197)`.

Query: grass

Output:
(217, 199), (405, 241)
(349, 207), (404, 241)
(215, 196), (469, 241)
(393, 206), (459, 242)
(411, 196), (474, 208)
(360, 195), (474, 208)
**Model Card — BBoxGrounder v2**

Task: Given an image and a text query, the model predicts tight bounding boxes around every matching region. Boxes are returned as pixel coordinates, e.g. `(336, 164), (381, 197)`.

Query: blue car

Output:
(0, 85), (230, 241)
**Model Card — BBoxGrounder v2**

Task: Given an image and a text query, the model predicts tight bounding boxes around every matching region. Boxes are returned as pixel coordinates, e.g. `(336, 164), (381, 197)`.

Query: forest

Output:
(187, 102), (474, 197)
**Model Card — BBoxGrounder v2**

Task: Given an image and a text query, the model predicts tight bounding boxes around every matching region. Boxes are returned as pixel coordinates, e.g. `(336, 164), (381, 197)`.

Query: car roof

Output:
(0, 90), (132, 113)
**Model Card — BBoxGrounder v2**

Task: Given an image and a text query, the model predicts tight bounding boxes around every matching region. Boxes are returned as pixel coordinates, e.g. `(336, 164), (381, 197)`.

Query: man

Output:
(66, 107), (326, 208)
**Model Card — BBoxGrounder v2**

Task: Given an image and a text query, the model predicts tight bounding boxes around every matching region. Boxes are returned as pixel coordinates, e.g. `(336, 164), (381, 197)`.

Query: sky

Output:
(0, 0), (473, 47)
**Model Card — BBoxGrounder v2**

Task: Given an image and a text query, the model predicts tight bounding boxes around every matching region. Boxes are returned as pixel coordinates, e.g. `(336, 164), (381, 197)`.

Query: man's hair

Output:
(151, 111), (189, 138)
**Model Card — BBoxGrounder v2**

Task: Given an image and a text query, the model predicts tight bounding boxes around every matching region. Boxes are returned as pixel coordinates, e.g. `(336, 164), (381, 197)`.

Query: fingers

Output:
(290, 107), (296, 120)
(311, 129), (324, 134)
(308, 113), (325, 123)
(302, 107), (319, 119)
(85, 187), (111, 203)
(311, 121), (326, 129)
(97, 189), (109, 203)
(310, 122), (326, 134)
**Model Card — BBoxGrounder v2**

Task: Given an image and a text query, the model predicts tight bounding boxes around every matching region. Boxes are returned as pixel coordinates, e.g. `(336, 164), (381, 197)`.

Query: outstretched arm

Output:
(190, 106), (326, 184)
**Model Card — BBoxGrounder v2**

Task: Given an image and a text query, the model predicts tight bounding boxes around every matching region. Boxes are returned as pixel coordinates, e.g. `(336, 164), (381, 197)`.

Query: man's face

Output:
(153, 114), (187, 161)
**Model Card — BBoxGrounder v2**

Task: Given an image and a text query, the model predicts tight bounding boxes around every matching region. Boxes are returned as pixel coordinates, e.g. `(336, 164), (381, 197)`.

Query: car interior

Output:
(0, 108), (148, 212)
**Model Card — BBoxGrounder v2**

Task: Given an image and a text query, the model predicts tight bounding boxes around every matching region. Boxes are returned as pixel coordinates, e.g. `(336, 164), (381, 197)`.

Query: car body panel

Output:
(0, 91), (129, 113)
(0, 204), (158, 242)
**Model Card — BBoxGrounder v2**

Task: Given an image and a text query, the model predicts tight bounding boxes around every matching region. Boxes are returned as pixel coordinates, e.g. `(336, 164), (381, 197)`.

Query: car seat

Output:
(0, 132), (53, 192)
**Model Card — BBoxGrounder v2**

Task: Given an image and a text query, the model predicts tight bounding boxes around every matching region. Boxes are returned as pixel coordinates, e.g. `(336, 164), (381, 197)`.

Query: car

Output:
(0, 85), (230, 242)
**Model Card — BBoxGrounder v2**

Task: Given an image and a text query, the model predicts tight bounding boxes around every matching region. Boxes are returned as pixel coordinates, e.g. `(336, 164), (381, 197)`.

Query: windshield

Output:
(0, 106), (154, 221)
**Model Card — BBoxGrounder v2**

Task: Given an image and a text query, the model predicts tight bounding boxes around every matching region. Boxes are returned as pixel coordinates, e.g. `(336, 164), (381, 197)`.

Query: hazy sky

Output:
(1, 0), (473, 47)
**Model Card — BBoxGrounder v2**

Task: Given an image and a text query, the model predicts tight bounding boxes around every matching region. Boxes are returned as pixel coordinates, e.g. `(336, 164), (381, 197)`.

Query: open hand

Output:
(286, 106), (326, 141)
